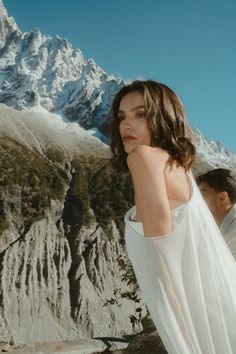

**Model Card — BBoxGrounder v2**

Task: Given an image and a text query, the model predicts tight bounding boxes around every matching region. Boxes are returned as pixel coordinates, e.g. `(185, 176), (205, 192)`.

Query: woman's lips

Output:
(123, 136), (137, 143)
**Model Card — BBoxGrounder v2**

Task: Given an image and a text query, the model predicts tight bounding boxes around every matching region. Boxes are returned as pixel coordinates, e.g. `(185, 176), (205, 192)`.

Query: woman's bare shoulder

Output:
(126, 145), (173, 237)
(127, 145), (168, 169)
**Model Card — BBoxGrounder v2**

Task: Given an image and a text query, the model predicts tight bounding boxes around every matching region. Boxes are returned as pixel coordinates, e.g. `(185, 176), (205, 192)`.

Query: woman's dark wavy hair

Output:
(110, 80), (196, 172)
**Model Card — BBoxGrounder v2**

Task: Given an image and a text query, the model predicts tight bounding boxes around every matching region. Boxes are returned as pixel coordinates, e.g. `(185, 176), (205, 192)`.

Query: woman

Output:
(110, 80), (236, 354)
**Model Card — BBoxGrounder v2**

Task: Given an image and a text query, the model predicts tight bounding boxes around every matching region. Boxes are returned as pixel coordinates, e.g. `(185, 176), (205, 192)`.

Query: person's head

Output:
(197, 168), (236, 224)
(110, 80), (196, 172)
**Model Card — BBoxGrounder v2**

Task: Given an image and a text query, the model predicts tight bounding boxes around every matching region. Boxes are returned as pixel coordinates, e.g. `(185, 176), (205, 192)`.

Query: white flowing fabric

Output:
(124, 173), (236, 354)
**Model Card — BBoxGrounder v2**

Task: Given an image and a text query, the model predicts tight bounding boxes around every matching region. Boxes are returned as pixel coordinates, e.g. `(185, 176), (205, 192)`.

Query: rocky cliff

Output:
(0, 104), (148, 345)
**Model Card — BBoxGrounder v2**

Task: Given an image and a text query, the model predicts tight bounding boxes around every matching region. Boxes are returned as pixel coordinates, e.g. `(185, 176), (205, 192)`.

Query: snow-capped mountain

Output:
(0, 0), (124, 136)
(0, 0), (236, 168)
(0, 0), (18, 48)
(192, 128), (236, 171)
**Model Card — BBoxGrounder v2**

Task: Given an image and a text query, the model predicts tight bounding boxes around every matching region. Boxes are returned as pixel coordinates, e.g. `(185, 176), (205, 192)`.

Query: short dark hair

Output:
(110, 80), (196, 172)
(197, 168), (236, 204)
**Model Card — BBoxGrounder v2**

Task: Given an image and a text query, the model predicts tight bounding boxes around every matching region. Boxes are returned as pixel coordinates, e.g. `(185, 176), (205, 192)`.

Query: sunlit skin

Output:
(199, 182), (232, 225)
(118, 91), (151, 154)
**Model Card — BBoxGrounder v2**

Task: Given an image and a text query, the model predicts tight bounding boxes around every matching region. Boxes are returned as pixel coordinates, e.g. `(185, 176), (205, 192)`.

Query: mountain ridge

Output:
(0, 0), (235, 163)
(0, 1), (125, 137)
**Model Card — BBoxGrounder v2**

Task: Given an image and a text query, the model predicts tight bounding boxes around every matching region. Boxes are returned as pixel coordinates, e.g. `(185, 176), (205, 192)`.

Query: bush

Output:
(0, 137), (69, 233)
(89, 161), (134, 239)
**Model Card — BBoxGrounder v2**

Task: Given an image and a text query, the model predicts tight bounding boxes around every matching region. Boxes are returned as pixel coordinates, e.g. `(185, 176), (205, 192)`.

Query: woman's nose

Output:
(122, 116), (133, 128)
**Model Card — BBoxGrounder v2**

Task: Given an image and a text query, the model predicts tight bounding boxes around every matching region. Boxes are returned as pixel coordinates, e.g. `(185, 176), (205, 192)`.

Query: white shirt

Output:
(220, 204), (236, 260)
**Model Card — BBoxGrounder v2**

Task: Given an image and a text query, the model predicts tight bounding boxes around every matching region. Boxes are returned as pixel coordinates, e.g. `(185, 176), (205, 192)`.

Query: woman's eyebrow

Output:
(118, 105), (145, 113)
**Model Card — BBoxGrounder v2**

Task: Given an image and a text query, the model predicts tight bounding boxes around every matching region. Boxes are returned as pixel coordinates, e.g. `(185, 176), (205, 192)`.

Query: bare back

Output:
(127, 146), (191, 237)
(164, 163), (191, 211)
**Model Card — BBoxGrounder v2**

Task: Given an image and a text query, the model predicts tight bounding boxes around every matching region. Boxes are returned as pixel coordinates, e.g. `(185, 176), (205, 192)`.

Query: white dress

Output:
(124, 173), (236, 354)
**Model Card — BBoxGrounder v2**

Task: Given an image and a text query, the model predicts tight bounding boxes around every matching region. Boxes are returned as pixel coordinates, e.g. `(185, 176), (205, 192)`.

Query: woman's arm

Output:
(127, 145), (172, 237)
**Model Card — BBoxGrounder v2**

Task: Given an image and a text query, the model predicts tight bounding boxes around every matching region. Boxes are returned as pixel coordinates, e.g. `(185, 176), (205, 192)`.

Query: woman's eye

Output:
(136, 111), (146, 118)
(118, 115), (125, 121)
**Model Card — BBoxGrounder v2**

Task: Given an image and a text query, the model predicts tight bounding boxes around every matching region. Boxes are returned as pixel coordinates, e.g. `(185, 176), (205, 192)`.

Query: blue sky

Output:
(4, 0), (236, 153)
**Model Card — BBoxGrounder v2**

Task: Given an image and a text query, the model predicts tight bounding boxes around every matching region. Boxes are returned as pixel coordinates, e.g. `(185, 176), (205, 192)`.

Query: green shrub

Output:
(89, 160), (134, 239)
(44, 147), (65, 164)
(0, 137), (69, 233)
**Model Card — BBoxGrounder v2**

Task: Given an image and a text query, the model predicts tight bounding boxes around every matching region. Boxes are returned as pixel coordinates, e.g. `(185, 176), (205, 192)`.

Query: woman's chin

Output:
(124, 145), (135, 154)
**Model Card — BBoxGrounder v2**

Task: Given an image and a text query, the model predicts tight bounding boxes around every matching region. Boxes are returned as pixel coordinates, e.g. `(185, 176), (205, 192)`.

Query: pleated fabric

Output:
(124, 173), (236, 354)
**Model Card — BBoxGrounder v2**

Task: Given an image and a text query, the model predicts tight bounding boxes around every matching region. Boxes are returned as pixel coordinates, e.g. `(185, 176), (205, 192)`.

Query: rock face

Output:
(0, 139), (77, 343)
(124, 319), (167, 354)
(192, 128), (236, 173)
(0, 201), (76, 344)
(0, 0), (18, 49)
(0, 104), (147, 345)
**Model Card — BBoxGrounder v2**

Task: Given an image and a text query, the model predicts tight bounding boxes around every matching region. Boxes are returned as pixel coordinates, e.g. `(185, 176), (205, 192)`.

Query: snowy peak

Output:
(0, 27), (85, 109)
(192, 127), (236, 173)
(0, 0), (19, 49)
(0, 1), (125, 132)
(0, 0), (235, 168)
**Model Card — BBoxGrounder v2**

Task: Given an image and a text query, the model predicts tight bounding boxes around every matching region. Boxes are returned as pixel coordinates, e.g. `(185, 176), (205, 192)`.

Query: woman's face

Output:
(118, 91), (151, 154)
